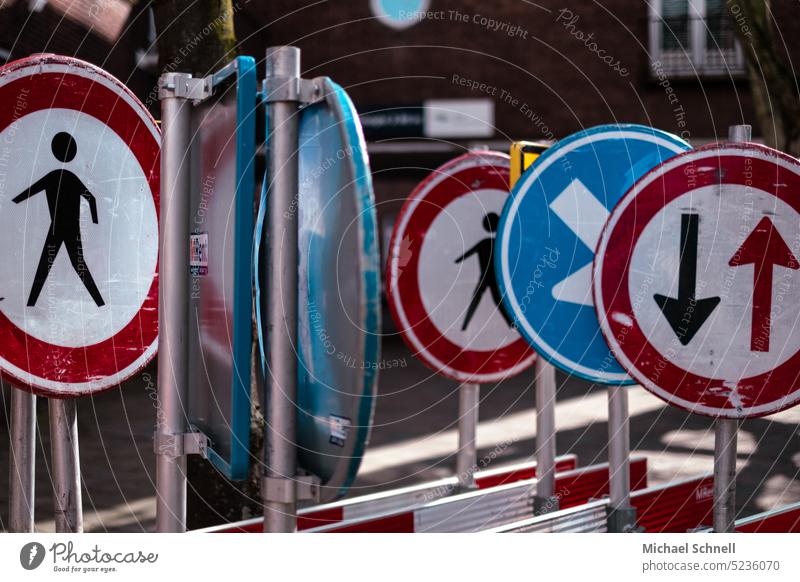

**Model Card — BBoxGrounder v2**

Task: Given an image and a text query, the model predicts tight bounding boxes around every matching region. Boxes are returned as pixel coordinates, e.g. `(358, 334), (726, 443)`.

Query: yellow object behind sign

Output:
(509, 141), (550, 188)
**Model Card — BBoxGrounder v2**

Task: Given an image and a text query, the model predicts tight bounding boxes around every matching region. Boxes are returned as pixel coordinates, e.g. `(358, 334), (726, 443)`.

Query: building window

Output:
(649, 0), (746, 77)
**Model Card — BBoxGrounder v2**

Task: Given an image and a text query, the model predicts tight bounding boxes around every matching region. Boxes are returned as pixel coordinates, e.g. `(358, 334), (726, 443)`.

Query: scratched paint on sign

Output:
(595, 143), (800, 418)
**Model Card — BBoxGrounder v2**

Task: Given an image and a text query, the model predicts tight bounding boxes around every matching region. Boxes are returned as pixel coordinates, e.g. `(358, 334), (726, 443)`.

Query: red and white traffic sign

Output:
(594, 143), (800, 418)
(386, 151), (535, 383)
(0, 55), (159, 397)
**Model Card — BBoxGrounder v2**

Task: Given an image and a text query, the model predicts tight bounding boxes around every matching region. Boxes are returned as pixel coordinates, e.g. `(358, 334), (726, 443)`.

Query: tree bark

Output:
(152, 0), (265, 529)
(729, 0), (800, 155)
(152, 0), (238, 77)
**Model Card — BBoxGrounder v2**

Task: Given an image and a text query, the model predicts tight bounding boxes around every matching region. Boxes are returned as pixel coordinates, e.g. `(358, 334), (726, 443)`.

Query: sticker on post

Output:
(190, 232), (209, 276)
(328, 415), (351, 447)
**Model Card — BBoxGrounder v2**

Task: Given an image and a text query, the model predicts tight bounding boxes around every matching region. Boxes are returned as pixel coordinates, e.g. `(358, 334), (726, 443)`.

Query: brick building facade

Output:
(2, 0), (798, 251)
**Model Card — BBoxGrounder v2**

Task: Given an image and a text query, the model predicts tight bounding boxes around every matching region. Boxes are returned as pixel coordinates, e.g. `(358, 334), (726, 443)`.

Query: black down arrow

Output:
(653, 213), (720, 345)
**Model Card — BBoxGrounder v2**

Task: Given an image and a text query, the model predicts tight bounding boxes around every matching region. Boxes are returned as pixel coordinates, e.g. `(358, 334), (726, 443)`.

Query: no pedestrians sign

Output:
(0, 55), (159, 396)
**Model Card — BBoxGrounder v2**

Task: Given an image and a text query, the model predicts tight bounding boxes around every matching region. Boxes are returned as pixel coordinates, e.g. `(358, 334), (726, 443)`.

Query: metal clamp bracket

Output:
(532, 494), (561, 516)
(158, 72), (212, 103)
(262, 77), (324, 105)
(261, 474), (321, 504)
(153, 430), (209, 459)
(606, 505), (640, 533)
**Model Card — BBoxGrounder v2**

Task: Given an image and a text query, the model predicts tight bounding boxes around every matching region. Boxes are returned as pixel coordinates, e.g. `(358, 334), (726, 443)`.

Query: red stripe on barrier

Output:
(736, 504), (800, 533)
(215, 522), (262, 534)
(476, 457), (577, 490)
(634, 476), (713, 533)
(324, 511), (415, 533)
(558, 457), (648, 509)
(298, 507), (345, 531)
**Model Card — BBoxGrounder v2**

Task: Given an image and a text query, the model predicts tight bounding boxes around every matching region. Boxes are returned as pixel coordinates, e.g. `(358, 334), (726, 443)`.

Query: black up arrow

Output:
(653, 213), (720, 345)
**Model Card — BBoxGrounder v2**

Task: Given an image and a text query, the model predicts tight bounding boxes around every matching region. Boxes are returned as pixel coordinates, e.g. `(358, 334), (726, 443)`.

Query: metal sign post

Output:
(607, 385), (635, 531)
(262, 46), (302, 533)
(533, 358), (557, 513)
(456, 383), (480, 489)
(49, 399), (83, 532)
(713, 417), (738, 532)
(505, 142), (557, 515)
(156, 72), (192, 533)
(711, 124), (750, 533)
(8, 388), (36, 532)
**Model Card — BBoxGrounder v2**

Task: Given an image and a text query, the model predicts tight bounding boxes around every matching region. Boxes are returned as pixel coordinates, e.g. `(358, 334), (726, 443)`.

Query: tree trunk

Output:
(152, 0), (238, 77)
(729, 0), (800, 155)
(152, 0), (265, 529)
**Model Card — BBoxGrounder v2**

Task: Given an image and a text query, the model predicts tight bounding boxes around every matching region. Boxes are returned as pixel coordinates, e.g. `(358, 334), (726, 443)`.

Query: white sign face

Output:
(628, 185), (800, 380)
(418, 188), (519, 351)
(0, 109), (158, 348)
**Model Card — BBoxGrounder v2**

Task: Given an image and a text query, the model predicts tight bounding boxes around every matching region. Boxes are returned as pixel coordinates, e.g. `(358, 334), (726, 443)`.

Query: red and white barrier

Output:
(301, 458), (648, 533)
(488, 474), (714, 533)
(692, 501), (800, 533)
(197, 454), (578, 533)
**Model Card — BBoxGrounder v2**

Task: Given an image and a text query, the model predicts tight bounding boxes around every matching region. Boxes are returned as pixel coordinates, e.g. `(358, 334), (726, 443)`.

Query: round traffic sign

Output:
(386, 151), (536, 383)
(0, 55), (159, 397)
(595, 143), (800, 418)
(496, 125), (690, 384)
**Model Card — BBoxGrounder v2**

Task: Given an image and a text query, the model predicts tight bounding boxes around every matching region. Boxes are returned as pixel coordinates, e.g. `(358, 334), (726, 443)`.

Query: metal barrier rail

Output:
(489, 473), (714, 533)
(302, 457), (648, 533)
(197, 454), (578, 533)
(694, 501), (800, 533)
(488, 500), (609, 533)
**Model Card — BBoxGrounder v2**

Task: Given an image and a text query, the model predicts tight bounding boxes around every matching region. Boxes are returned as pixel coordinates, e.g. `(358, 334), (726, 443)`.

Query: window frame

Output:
(649, 0), (746, 78)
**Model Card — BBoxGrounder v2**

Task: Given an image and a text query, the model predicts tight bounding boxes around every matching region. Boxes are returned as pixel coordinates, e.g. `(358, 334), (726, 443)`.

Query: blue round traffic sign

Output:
(496, 124), (690, 384)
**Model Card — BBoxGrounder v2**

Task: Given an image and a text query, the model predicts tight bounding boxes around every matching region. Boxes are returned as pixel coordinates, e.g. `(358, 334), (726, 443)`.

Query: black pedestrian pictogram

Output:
(13, 132), (104, 307)
(454, 212), (513, 331)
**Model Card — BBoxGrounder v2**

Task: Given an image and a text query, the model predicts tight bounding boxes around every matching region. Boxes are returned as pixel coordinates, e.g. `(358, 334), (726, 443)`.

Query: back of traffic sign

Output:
(256, 78), (380, 501)
(186, 57), (257, 480)
(595, 142), (800, 418)
(0, 55), (159, 397)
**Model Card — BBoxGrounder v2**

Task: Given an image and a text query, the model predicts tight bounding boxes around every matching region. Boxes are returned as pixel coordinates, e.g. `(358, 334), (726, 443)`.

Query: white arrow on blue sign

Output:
(495, 124), (691, 384)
